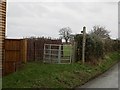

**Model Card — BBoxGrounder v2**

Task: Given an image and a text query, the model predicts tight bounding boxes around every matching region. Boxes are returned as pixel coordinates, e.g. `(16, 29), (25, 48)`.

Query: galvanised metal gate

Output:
(43, 44), (72, 64)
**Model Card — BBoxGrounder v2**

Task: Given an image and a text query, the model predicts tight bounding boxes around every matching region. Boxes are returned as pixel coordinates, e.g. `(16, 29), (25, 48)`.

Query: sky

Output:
(6, 0), (119, 39)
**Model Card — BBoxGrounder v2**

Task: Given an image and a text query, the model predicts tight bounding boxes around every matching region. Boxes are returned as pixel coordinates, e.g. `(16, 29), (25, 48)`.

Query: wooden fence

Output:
(3, 39), (27, 75)
(3, 38), (61, 75)
(27, 38), (62, 61)
(0, 0), (6, 76)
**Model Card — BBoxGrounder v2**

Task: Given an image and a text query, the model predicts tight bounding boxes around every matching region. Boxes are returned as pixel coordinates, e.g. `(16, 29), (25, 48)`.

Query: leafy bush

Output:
(74, 33), (120, 63)
(103, 39), (113, 53)
(112, 40), (120, 52)
(74, 34), (104, 62)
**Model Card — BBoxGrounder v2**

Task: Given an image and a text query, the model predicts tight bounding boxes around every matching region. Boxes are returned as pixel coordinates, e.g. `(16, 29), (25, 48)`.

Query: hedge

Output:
(74, 34), (119, 62)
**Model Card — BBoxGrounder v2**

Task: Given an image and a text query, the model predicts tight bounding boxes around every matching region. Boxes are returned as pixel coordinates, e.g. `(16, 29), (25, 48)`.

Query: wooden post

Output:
(21, 39), (27, 63)
(50, 44), (51, 63)
(72, 42), (76, 63)
(24, 39), (27, 63)
(43, 44), (46, 63)
(70, 44), (72, 63)
(58, 45), (61, 64)
(82, 26), (86, 64)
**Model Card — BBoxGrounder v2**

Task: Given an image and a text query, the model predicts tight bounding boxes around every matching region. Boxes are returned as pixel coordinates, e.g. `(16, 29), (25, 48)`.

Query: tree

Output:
(89, 25), (110, 39)
(59, 27), (72, 43)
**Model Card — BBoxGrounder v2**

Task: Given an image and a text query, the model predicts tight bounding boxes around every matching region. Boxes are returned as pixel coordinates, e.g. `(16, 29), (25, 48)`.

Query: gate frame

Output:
(43, 44), (73, 64)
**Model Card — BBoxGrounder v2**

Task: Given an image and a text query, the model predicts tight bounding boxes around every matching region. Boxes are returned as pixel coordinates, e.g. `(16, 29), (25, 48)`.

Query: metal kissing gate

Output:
(43, 44), (72, 64)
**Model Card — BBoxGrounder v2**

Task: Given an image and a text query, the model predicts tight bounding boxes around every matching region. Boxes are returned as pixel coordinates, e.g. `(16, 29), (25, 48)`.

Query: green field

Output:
(2, 52), (120, 88)
(63, 45), (72, 56)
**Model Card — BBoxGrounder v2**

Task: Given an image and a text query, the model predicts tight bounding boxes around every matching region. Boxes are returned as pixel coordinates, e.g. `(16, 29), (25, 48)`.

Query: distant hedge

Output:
(74, 34), (119, 62)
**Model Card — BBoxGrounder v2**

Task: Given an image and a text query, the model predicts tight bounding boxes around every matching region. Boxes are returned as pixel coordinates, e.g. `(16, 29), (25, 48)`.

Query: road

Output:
(79, 62), (119, 88)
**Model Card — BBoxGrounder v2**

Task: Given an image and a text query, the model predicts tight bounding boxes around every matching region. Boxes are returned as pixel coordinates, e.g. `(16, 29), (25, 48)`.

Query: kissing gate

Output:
(43, 44), (74, 64)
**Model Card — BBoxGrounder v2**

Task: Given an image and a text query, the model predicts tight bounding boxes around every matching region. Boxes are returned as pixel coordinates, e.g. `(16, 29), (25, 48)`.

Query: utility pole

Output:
(82, 26), (86, 64)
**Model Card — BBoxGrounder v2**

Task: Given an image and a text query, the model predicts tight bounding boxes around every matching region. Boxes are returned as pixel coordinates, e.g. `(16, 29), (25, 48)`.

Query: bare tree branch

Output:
(59, 27), (72, 43)
(89, 25), (110, 39)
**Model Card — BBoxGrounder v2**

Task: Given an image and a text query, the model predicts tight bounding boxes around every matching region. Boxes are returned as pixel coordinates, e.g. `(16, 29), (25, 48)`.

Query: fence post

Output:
(43, 44), (46, 63)
(50, 44), (52, 63)
(70, 44), (72, 63)
(82, 26), (86, 64)
(72, 42), (77, 63)
(58, 45), (61, 63)
(24, 39), (27, 63)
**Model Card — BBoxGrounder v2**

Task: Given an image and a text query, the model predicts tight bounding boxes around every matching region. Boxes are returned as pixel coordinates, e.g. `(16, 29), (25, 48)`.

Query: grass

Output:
(2, 52), (120, 88)
(63, 45), (72, 56)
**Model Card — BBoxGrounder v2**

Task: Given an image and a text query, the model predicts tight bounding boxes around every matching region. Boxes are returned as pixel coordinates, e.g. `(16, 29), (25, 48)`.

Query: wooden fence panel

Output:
(3, 61), (16, 75)
(27, 38), (62, 61)
(21, 39), (27, 63)
(27, 39), (35, 61)
(5, 51), (20, 62)
(3, 39), (27, 75)
(5, 39), (21, 62)
(0, 0), (6, 77)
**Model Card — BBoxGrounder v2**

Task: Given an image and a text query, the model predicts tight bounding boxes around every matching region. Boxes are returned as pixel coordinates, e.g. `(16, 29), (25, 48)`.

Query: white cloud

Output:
(7, 0), (119, 2)
(6, 2), (118, 39)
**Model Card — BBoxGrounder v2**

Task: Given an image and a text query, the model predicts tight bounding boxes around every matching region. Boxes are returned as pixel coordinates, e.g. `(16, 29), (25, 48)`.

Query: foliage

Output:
(74, 34), (104, 62)
(75, 25), (120, 62)
(112, 40), (120, 52)
(59, 27), (72, 43)
(3, 52), (119, 88)
(63, 45), (72, 56)
(89, 25), (110, 39)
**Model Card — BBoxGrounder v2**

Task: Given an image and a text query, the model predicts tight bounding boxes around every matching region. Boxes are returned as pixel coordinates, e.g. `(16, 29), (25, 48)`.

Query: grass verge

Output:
(2, 52), (120, 88)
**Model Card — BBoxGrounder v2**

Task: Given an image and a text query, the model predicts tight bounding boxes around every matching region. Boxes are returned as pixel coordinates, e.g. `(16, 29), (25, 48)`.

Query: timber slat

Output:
(0, 0), (6, 75)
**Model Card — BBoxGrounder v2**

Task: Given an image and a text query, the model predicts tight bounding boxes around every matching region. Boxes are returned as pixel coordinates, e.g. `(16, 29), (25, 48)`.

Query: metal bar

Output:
(44, 44), (61, 46)
(46, 49), (70, 51)
(58, 45), (61, 63)
(45, 49), (59, 51)
(44, 53), (58, 56)
(43, 44), (73, 64)
(50, 44), (51, 63)
(61, 59), (70, 61)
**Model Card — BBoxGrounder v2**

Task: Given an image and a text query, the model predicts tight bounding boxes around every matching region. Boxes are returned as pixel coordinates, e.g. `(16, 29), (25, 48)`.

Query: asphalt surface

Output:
(79, 62), (119, 88)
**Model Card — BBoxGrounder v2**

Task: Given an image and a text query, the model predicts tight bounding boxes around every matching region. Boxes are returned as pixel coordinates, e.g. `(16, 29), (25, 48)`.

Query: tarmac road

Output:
(79, 62), (119, 88)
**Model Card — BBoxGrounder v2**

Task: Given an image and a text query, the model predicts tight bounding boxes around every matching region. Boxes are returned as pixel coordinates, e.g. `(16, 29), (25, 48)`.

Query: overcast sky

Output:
(6, 0), (119, 39)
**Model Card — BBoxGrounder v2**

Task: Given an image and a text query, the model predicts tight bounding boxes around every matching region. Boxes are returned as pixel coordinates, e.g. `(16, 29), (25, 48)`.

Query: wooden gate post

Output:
(58, 45), (61, 63)
(72, 42), (77, 63)
(82, 26), (86, 64)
